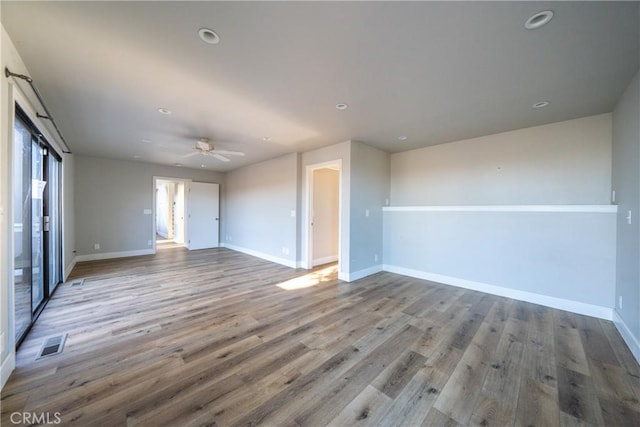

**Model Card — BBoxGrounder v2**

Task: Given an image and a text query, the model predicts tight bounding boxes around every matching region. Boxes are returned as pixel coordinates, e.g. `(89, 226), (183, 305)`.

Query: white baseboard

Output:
(313, 255), (338, 267)
(64, 256), (77, 281)
(339, 264), (383, 282)
(382, 264), (614, 320)
(75, 249), (155, 263)
(613, 310), (640, 364)
(222, 243), (297, 269)
(1, 352), (15, 391)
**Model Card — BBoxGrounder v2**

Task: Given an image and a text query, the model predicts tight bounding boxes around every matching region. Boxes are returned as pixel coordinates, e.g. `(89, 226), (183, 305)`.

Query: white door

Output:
(187, 182), (219, 250)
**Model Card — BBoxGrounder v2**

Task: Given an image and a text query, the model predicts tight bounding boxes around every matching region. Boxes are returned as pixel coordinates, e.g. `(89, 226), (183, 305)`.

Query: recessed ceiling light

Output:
(398, 136), (408, 141)
(174, 163), (182, 167)
(133, 155), (141, 159)
(335, 103), (348, 110)
(198, 28), (220, 45)
(532, 101), (549, 109)
(262, 136), (271, 141)
(200, 164), (205, 168)
(141, 139), (152, 144)
(158, 108), (172, 115)
(525, 11), (553, 30)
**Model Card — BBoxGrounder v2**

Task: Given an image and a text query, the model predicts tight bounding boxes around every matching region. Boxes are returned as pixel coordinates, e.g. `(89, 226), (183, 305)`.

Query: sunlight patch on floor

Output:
(276, 264), (338, 291)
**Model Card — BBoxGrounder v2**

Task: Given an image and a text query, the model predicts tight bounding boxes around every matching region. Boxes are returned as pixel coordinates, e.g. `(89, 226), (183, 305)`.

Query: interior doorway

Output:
(155, 179), (186, 249)
(304, 161), (341, 270)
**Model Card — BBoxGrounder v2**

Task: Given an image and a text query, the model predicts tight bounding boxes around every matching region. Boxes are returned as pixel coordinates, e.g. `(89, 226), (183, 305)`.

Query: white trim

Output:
(312, 255), (339, 267)
(1, 353), (16, 391)
(613, 310), (640, 364)
(64, 256), (77, 281)
(382, 264), (614, 320)
(75, 249), (154, 263)
(383, 205), (617, 213)
(222, 243), (297, 269)
(339, 265), (383, 282)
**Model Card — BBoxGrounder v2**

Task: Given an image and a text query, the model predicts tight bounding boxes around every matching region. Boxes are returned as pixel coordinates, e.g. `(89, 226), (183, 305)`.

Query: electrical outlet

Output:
(619, 296), (623, 309)
(94, 243), (100, 250)
(365, 209), (370, 217)
(290, 210), (296, 218)
(612, 190), (616, 203)
(227, 235), (232, 241)
(627, 210), (632, 225)
(147, 240), (152, 246)
(374, 254), (379, 262)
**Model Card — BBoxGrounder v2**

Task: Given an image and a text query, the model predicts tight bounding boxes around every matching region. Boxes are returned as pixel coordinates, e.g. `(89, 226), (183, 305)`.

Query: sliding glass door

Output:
(13, 106), (63, 345)
(13, 115), (33, 341)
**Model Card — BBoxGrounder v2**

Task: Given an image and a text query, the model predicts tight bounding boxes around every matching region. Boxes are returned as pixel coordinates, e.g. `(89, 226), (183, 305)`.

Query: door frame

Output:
(11, 102), (64, 347)
(152, 176), (191, 253)
(302, 160), (342, 270)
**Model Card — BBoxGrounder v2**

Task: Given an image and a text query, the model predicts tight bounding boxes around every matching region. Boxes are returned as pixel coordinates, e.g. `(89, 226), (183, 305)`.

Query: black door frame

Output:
(14, 104), (63, 347)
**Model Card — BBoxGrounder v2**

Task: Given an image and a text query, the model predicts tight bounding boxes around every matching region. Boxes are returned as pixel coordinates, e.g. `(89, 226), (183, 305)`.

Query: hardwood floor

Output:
(2, 247), (639, 426)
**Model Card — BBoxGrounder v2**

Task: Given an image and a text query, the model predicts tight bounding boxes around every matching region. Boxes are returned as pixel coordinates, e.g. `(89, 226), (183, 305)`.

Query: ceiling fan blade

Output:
(213, 154), (230, 162)
(213, 150), (245, 156)
(181, 151), (201, 158)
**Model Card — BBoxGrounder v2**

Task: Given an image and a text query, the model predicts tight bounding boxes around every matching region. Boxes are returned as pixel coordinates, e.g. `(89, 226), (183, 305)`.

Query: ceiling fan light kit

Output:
(186, 137), (246, 162)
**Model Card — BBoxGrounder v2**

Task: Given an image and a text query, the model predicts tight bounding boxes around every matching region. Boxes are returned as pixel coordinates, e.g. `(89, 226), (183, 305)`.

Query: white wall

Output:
(384, 114), (616, 318)
(391, 114), (612, 205)
(312, 168), (339, 266)
(223, 153), (298, 267)
(0, 17), (9, 390)
(74, 155), (223, 259)
(1, 24), (75, 388)
(612, 69), (640, 360)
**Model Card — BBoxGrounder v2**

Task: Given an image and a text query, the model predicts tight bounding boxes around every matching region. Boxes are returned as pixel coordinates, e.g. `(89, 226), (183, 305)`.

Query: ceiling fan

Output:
(184, 138), (245, 162)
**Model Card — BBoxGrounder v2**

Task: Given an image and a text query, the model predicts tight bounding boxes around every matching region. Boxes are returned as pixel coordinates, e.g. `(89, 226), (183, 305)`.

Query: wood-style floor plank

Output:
(1, 247), (638, 426)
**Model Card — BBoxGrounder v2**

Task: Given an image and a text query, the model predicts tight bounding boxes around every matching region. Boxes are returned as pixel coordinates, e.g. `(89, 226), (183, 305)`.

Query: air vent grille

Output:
(69, 278), (84, 287)
(36, 334), (67, 360)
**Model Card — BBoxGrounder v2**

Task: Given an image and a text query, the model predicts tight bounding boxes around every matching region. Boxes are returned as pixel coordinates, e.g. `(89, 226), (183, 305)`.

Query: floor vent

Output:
(69, 278), (84, 287)
(36, 334), (67, 360)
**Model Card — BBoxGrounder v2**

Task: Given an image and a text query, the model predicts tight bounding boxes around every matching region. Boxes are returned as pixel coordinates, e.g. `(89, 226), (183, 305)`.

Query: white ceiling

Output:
(2, 1), (638, 172)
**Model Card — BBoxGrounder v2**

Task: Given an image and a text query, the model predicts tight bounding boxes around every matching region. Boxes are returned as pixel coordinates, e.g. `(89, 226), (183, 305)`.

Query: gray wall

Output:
(75, 155), (223, 256)
(384, 113), (616, 310)
(612, 70), (640, 338)
(350, 141), (390, 274)
(224, 153), (298, 264)
(383, 210), (616, 307)
(391, 114), (612, 205)
(63, 154), (75, 276)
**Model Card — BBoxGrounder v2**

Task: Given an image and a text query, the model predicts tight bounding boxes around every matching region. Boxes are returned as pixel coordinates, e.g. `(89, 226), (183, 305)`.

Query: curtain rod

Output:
(5, 67), (72, 154)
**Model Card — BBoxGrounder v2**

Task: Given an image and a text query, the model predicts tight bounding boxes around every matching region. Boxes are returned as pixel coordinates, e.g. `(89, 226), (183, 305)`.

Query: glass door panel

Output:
(13, 118), (32, 341)
(31, 142), (45, 311)
(47, 156), (62, 294)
